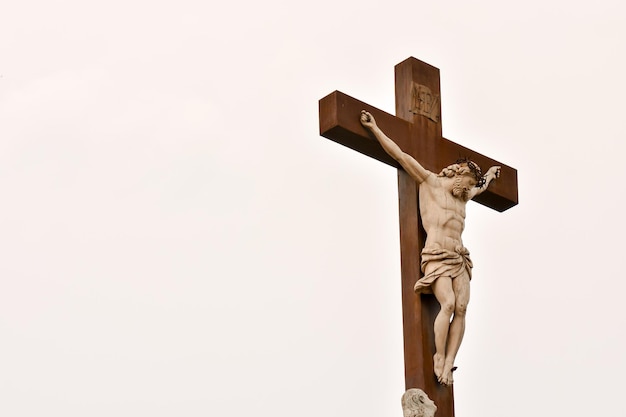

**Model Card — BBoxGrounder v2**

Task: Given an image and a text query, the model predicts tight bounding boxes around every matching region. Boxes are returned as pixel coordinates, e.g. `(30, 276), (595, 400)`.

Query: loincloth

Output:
(414, 246), (473, 294)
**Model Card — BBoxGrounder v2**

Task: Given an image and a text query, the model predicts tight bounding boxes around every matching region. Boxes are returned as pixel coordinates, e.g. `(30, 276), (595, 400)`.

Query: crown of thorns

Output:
(456, 158), (486, 188)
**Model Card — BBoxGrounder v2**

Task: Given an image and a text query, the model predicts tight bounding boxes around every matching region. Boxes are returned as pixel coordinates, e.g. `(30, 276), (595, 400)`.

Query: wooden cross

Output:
(318, 57), (518, 417)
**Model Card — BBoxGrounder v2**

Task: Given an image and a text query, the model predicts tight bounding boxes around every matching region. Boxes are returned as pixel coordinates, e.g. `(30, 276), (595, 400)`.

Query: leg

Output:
(439, 273), (470, 386)
(430, 276), (455, 383)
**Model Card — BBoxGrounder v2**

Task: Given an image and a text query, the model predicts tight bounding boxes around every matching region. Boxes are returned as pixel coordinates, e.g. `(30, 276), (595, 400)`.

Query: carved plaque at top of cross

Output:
(318, 57), (518, 417)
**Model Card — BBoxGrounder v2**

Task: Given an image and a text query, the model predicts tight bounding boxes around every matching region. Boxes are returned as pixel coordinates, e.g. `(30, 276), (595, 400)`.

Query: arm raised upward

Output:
(468, 166), (501, 199)
(360, 110), (433, 184)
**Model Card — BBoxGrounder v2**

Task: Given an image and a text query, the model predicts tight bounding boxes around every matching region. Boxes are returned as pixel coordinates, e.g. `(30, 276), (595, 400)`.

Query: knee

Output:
(440, 300), (455, 315)
(455, 301), (468, 316)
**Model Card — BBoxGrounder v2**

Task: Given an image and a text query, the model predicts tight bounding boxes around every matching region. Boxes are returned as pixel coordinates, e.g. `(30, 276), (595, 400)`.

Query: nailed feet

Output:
(439, 361), (455, 386)
(433, 354), (455, 386)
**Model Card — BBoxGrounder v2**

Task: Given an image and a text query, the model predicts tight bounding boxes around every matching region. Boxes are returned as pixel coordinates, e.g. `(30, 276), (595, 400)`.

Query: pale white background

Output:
(1, 1), (624, 416)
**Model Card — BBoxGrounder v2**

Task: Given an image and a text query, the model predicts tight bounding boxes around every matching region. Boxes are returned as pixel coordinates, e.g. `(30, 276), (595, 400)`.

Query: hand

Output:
(360, 110), (377, 130)
(486, 166), (501, 179)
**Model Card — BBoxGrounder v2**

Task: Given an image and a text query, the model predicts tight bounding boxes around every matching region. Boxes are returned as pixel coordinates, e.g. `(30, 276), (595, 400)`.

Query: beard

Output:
(452, 178), (470, 201)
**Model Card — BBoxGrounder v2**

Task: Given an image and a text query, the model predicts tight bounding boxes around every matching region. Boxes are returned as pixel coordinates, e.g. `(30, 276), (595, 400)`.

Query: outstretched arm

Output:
(469, 166), (501, 199)
(360, 110), (433, 184)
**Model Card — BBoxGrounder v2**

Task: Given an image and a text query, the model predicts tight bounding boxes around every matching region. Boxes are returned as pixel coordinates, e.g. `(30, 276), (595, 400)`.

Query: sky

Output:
(1, 1), (625, 416)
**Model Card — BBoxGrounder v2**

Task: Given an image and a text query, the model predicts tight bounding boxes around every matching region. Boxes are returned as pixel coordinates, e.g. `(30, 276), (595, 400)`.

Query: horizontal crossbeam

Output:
(319, 91), (518, 212)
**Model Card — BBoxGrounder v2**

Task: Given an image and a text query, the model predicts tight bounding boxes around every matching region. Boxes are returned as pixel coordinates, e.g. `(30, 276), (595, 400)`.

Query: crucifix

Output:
(318, 57), (518, 417)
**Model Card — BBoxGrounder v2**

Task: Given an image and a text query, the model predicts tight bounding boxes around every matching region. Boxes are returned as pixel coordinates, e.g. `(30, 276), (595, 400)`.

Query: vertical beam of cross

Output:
(395, 58), (453, 414)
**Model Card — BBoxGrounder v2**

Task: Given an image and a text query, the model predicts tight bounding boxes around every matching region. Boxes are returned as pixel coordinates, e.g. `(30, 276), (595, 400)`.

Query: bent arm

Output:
(468, 166), (501, 199)
(360, 111), (433, 184)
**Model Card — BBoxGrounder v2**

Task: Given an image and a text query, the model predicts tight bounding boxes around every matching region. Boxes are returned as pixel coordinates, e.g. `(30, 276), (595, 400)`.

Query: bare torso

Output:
(419, 178), (467, 252)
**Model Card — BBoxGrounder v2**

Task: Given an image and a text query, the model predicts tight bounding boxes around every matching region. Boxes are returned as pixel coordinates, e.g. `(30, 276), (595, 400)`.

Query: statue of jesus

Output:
(360, 110), (501, 386)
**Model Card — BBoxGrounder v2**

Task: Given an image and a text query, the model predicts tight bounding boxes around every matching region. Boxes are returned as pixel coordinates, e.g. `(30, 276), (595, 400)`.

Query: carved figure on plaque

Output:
(401, 388), (437, 417)
(360, 110), (500, 386)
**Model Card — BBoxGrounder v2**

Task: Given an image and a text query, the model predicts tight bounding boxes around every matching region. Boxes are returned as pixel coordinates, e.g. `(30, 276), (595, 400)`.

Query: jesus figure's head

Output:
(439, 159), (484, 201)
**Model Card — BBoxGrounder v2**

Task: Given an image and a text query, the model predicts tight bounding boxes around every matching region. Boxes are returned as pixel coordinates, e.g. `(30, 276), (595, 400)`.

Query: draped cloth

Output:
(414, 246), (473, 294)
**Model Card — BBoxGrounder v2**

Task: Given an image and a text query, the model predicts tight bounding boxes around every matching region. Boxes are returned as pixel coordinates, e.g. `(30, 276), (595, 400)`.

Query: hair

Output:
(401, 389), (437, 417)
(438, 158), (485, 188)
